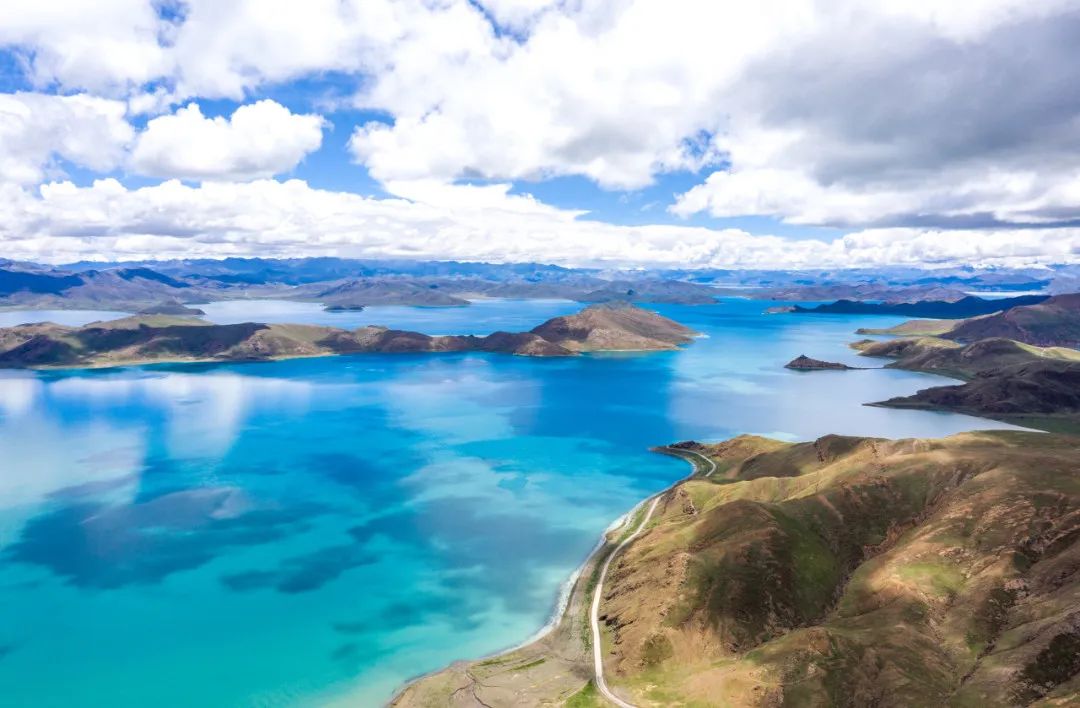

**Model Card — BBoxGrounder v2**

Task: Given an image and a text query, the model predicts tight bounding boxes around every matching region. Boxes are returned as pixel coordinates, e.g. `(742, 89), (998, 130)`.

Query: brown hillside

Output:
(530, 302), (697, 352)
(946, 294), (1080, 347)
(596, 430), (1080, 707)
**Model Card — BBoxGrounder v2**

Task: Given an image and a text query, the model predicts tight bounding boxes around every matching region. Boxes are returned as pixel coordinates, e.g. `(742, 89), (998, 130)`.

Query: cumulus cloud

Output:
(2, 0), (1080, 262)
(672, 3), (1080, 228)
(0, 92), (134, 184)
(0, 0), (169, 95)
(1, 178), (1078, 269)
(130, 100), (325, 181)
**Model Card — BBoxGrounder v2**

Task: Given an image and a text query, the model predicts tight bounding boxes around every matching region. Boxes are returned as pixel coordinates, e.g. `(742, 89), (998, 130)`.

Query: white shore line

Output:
(589, 447), (713, 707)
(676, 447), (718, 476)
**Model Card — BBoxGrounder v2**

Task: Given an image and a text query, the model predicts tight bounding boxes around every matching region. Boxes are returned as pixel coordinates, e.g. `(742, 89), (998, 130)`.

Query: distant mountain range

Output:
(2, 257), (1078, 314)
(793, 294), (1049, 318)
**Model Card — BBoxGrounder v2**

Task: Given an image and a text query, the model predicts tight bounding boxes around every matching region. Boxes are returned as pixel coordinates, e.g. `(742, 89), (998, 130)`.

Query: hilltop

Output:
(0, 303), (697, 369)
(530, 301), (697, 351)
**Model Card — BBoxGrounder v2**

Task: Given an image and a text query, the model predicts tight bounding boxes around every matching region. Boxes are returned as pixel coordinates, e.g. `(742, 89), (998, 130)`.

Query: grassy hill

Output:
(597, 431), (1080, 707)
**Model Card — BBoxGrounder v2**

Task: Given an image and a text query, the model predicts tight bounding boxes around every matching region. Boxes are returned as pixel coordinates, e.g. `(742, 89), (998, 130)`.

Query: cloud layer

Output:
(1, 0), (1080, 266)
(4, 178), (1079, 268)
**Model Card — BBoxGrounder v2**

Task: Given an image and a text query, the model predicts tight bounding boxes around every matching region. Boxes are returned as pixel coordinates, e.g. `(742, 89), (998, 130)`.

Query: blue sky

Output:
(0, 48), (845, 241)
(0, 1), (1077, 267)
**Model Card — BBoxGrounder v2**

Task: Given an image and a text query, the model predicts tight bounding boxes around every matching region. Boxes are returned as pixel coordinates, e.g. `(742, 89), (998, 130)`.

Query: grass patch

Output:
(515, 657), (547, 671)
(565, 680), (601, 707)
(898, 561), (965, 598)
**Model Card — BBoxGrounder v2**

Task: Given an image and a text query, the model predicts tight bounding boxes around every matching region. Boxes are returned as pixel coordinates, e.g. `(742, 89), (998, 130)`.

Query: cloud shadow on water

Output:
(220, 543), (378, 594)
(5, 487), (327, 589)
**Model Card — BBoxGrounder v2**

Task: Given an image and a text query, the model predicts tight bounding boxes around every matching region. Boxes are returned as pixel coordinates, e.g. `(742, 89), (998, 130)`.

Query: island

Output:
(0, 302), (698, 369)
(137, 300), (206, 316)
(784, 354), (855, 370)
(395, 429), (1080, 707)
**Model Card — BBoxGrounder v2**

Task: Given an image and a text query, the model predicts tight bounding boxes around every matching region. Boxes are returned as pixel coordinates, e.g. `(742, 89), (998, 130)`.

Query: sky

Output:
(1, 0), (1080, 269)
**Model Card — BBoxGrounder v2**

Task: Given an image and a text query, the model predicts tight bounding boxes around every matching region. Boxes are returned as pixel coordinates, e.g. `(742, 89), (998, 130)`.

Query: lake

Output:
(0, 299), (1024, 706)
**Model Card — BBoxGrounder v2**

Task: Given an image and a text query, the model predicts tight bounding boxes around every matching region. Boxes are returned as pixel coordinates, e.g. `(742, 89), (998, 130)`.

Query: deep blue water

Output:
(0, 299), (1023, 706)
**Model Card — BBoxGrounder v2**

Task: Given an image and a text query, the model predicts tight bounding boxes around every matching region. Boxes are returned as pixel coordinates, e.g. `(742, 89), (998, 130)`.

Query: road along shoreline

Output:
(388, 445), (711, 707)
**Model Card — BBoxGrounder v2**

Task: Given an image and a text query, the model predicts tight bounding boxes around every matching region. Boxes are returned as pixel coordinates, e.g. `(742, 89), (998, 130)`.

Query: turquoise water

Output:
(0, 299), (1023, 706)
(0, 308), (129, 328)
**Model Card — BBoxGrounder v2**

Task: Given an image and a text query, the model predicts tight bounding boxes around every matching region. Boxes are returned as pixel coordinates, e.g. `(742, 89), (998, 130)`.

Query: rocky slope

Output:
(0, 304), (696, 368)
(0, 265), (202, 310)
(944, 294), (1080, 348)
(595, 431), (1080, 707)
(878, 361), (1080, 430)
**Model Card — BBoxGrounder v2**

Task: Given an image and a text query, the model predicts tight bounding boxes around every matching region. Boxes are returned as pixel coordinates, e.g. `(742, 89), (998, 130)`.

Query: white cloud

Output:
(670, 165), (1080, 228)
(473, 0), (561, 32)
(2, 0), (1080, 251)
(130, 100), (325, 181)
(0, 0), (169, 94)
(1, 178), (1078, 269)
(0, 92), (134, 184)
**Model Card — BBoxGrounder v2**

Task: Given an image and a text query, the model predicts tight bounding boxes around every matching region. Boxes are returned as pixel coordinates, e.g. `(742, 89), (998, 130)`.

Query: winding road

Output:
(588, 447), (716, 707)
(676, 447), (718, 477)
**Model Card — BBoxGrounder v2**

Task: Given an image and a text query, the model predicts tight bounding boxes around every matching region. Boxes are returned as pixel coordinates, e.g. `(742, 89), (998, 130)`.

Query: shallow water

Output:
(0, 299), (1023, 706)
(0, 308), (129, 328)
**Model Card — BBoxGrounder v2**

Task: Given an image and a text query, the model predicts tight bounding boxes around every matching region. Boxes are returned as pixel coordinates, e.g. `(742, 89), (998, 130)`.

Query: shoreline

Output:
(387, 446), (707, 707)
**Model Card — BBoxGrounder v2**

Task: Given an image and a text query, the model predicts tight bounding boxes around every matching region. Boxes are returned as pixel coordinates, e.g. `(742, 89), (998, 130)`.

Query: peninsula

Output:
(395, 430), (1080, 707)
(853, 336), (1080, 431)
(0, 302), (698, 369)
